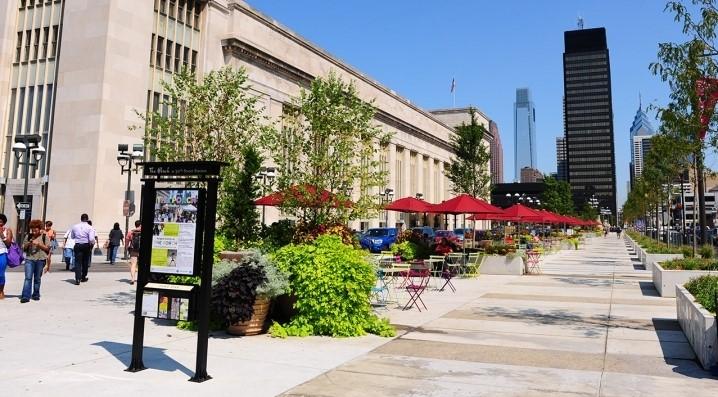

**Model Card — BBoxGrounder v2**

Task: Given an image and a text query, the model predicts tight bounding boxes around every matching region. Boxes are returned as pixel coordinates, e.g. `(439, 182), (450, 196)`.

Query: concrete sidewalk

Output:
(1, 255), (501, 396)
(284, 237), (718, 396)
(2, 237), (717, 396)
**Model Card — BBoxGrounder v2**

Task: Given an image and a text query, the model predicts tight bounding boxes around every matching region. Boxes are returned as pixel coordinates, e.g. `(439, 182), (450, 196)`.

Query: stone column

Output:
(386, 143), (396, 227)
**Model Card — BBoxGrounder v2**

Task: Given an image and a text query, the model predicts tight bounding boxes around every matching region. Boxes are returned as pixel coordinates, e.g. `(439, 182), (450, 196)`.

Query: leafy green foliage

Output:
(270, 235), (395, 337)
(391, 241), (419, 260)
(684, 275), (718, 313)
(134, 66), (272, 237)
(219, 145), (262, 245)
(262, 72), (391, 227)
(662, 258), (718, 270)
(211, 250), (289, 326)
(627, 230), (690, 254)
(542, 176), (574, 215)
(394, 230), (431, 259)
(445, 107), (492, 198)
(700, 245), (715, 258)
(485, 244), (516, 255)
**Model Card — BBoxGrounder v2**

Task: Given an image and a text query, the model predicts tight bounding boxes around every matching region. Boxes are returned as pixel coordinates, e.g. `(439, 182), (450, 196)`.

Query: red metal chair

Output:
(403, 267), (431, 311)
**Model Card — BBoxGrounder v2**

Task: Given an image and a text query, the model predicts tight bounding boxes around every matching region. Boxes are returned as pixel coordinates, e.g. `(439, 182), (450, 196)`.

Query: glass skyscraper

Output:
(514, 88), (537, 181)
(563, 27), (617, 215)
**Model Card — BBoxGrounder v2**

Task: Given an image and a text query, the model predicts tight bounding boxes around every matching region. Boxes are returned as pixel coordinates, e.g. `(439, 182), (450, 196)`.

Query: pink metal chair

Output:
(403, 267), (431, 311)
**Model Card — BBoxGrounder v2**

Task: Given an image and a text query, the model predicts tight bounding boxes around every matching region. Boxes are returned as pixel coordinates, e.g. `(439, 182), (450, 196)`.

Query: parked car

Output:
(453, 228), (470, 242)
(360, 227), (399, 253)
(411, 226), (435, 240)
(434, 230), (461, 244)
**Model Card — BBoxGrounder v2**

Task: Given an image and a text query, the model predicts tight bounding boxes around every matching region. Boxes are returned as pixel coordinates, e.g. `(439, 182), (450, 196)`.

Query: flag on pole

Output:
(450, 78), (456, 93)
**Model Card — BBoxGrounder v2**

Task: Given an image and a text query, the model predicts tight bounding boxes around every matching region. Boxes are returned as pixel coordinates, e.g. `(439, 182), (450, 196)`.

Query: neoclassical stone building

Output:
(0, 0), (495, 234)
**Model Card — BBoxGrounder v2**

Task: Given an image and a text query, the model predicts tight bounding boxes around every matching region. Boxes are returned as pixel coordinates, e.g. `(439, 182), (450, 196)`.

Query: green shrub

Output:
(699, 245), (714, 259)
(684, 275), (718, 314)
(485, 244), (515, 256)
(661, 258), (718, 271)
(681, 246), (694, 258)
(391, 241), (418, 260)
(270, 235), (395, 337)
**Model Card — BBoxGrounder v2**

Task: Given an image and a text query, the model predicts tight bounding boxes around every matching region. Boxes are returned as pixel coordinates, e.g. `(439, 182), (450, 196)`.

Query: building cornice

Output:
(221, 37), (453, 152)
(226, 1), (457, 136)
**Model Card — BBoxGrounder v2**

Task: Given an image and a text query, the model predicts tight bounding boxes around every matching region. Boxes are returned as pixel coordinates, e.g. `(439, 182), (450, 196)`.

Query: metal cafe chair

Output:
(403, 267), (431, 311)
(464, 252), (484, 278)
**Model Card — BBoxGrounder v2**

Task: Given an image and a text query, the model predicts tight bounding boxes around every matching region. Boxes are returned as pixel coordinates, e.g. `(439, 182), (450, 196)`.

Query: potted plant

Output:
(211, 249), (289, 336)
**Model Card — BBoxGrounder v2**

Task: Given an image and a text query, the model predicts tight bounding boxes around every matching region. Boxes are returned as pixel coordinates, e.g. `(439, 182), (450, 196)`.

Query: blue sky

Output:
(247, 0), (695, 206)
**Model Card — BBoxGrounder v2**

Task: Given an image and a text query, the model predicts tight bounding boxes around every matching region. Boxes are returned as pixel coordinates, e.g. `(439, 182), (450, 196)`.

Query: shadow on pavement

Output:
(479, 306), (607, 337)
(638, 281), (659, 297)
(89, 291), (136, 306)
(92, 341), (194, 376)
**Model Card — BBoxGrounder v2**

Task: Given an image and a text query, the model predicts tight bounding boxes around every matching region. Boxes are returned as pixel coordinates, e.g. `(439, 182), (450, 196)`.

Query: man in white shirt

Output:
(62, 229), (75, 271)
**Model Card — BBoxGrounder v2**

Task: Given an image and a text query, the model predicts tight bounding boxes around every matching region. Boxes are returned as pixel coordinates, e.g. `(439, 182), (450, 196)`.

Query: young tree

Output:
(445, 107), (492, 198)
(650, 0), (718, 243)
(218, 146), (262, 244)
(134, 66), (271, 235)
(541, 175), (574, 215)
(262, 72), (391, 228)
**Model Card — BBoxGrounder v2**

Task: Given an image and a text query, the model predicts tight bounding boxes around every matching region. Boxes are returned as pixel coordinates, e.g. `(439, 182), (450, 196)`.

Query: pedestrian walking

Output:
(21, 219), (51, 303)
(107, 222), (124, 265)
(617, 226), (622, 239)
(125, 220), (141, 285)
(70, 214), (96, 285)
(44, 221), (56, 270)
(0, 214), (14, 300)
(62, 228), (75, 271)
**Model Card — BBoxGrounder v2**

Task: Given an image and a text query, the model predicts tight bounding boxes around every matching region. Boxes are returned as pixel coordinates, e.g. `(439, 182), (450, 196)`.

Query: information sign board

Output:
(150, 189), (201, 275)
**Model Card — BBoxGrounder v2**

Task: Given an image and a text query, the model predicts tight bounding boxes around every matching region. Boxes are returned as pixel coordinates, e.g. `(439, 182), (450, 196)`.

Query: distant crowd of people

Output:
(0, 214), (143, 303)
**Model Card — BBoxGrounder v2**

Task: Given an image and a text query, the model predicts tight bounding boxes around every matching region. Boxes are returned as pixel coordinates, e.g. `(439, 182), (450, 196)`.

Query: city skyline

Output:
(247, 0), (691, 208)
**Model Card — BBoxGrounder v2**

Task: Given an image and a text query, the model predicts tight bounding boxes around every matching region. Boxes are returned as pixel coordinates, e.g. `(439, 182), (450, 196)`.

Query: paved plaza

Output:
(2, 238), (717, 396)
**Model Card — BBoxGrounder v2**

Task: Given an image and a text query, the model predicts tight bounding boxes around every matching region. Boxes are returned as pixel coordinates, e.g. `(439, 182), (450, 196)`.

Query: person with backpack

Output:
(21, 219), (51, 303)
(125, 220), (141, 285)
(0, 213), (14, 300)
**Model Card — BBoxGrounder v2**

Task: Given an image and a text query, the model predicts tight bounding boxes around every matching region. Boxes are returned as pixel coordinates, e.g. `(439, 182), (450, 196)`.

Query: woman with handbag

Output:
(0, 213), (14, 300)
(21, 219), (50, 303)
(107, 222), (124, 265)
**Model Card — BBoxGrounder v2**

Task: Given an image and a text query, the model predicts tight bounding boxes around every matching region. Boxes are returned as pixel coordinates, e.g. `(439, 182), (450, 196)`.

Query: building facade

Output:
(555, 136), (567, 181)
(629, 101), (655, 187)
(0, 0), (493, 235)
(519, 167), (543, 183)
(489, 120), (503, 184)
(514, 87), (536, 182)
(562, 27), (617, 215)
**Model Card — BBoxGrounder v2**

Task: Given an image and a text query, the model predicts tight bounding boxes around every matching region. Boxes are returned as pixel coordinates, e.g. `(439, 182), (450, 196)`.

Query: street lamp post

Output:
(117, 144), (144, 260)
(380, 188), (394, 227)
(255, 167), (276, 226)
(12, 134), (45, 246)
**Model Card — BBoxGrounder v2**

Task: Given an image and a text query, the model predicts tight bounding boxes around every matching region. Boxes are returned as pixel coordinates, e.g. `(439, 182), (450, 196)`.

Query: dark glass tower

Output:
(563, 27), (617, 216)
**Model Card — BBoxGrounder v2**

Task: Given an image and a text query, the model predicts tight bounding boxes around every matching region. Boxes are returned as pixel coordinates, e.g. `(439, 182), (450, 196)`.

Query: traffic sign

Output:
(123, 200), (130, 216)
(16, 201), (31, 211)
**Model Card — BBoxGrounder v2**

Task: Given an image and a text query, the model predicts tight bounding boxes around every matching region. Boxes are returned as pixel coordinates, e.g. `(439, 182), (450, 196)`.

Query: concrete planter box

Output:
(559, 241), (576, 250)
(481, 255), (524, 275)
(676, 285), (717, 371)
(643, 252), (682, 267)
(652, 261), (714, 298)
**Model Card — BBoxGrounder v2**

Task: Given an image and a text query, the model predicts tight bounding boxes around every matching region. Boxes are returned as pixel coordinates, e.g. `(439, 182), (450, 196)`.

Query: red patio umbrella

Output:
(428, 194), (502, 215)
(384, 196), (432, 213)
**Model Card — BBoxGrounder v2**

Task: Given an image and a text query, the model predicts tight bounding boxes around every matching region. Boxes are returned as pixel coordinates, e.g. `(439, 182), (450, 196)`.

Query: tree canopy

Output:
(445, 107), (492, 198)
(262, 72), (391, 227)
(541, 175), (574, 215)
